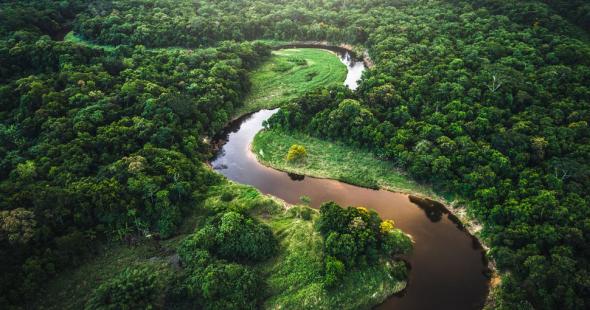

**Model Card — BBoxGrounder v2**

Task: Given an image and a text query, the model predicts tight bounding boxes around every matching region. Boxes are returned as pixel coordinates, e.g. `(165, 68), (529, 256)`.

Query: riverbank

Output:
(32, 179), (408, 309)
(252, 128), (500, 297)
(232, 48), (347, 118)
(272, 41), (374, 68)
(253, 129), (439, 198)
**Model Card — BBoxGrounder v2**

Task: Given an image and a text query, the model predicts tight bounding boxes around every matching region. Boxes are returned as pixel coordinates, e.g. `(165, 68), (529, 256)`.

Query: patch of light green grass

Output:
(63, 31), (116, 51)
(253, 129), (436, 197)
(234, 48), (347, 118)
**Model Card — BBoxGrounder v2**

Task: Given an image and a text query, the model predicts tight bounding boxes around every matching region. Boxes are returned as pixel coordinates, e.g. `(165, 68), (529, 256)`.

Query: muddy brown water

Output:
(212, 50), (490, 309)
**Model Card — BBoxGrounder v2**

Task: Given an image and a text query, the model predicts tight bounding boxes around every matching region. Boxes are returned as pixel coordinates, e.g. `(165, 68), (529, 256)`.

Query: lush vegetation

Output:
(2, 0), (589, 309)
(253, 127), (433, 193)
(318, 202), (412, 287)
(235, 48), (347, 117)
(261, 204), (408, 309)
(85, 263), (171, 310)
(0, 1), (271, 306)
(262, 1), (590, 308)
(30, 180), (410, 309)
(72, 0), (416, 48)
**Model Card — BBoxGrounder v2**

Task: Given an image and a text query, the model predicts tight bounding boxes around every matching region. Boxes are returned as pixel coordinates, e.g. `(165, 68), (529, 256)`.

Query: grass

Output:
(63, 31), (116, 51)
(259, 213), (406, 309)
(253, 129), (438, 197)
(233, 48), (347, 118)
(34, 180), (406, 309)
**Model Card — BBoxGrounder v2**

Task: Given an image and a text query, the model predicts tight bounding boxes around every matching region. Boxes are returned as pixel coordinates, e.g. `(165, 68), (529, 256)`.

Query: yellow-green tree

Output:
(286, 144), (307, 162)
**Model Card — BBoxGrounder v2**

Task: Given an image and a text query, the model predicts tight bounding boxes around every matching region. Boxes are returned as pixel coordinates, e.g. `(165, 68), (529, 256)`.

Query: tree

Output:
(0, 208), (36, 245)
(286, 144), (307, 162)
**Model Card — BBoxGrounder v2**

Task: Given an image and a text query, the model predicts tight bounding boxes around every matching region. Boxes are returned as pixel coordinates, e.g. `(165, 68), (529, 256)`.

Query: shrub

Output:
(299, 207), (313, 220)
(325, 232), (358, 267)
(216, 212), (277, 262)
(324, 256), (345, 288)
(220, 191), (235, 202)
(189, 262), (263, 310)
(287, 56), (307, 66)
(287, 205), (314, 220)
(381, 229), (412, 256)
(180, 212), (277, 263)
(286, 144), (307, 162)
(305, 70), (318, 81)
(86, 264), (162, 310)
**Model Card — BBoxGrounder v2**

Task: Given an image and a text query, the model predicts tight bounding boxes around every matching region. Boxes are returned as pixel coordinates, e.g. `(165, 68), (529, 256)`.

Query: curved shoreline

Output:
(212, 47), (492, 308)
(249, 131), (500, 304)
(273, 41), (374, 68)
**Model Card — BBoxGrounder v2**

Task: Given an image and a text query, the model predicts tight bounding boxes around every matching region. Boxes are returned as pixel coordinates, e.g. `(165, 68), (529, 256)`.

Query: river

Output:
(212, 49), (490, 309)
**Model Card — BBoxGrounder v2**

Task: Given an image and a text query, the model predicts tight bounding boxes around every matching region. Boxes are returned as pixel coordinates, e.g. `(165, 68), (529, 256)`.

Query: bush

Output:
(324, 256), (345, 288)
(180, 212), (277, 263)
(382, 229), (412, 256)
(216, 212), (277, 262)
(287, 56), (307, 66)
(305, 70), (318, 81)
(86, 264), (162, 310)
(287, 205), (314, 220)
(220, 191), (235, 202)
(187, 262), (263, 310)
(286, 144), (307, 162)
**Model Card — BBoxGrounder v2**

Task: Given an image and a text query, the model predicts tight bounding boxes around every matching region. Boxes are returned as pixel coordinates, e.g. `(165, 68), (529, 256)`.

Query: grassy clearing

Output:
(234, 48), (347, 117)
(253, 129), (437, 197)
(63, 31), (116, 51)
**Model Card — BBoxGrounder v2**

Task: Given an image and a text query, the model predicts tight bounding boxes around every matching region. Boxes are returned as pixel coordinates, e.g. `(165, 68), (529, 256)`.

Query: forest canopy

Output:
(1, 0), (589, 309)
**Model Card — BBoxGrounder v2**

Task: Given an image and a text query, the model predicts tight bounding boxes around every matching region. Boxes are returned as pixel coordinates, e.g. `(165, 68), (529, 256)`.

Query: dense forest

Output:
(1, 0), (589, 309)
(0, 0), (272, 306)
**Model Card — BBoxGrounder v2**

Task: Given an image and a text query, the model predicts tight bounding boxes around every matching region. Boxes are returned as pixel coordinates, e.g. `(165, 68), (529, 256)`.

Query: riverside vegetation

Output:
(1, 3), (411, 306)
(1, 0), (590, 309)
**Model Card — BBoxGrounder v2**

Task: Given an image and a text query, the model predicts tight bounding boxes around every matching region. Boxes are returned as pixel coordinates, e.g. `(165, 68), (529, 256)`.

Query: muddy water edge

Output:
(211, 49), (491, 310)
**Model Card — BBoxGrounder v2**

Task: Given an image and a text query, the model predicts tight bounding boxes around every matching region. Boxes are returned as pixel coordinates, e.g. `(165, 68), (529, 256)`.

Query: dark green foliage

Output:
(2, 0), (590, 308)
(174, 212), (272, 309)
(0, 1), (271, 305)
(263, 1), (590, 308)
(287, 57), (307, 66)
(192, 262), (262, 310)
(382, 229), (412, 256)
(85, 264), (162, 310)
(317, 202), (411, 286)
(72, 0), (409, 48)
(181, 211), (277, 263)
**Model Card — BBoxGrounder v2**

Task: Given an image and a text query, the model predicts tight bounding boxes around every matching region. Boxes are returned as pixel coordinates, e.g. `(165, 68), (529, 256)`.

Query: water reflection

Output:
(211, 49), (489, 310)
(287, 172), (305, 181)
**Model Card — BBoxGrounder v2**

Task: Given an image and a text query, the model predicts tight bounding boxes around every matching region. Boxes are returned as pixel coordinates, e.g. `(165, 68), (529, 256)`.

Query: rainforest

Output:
(1, 0), (589, 309)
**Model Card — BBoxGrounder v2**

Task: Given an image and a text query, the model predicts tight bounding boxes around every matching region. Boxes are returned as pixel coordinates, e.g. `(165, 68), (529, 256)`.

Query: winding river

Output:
(212, 50), (490, 309)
